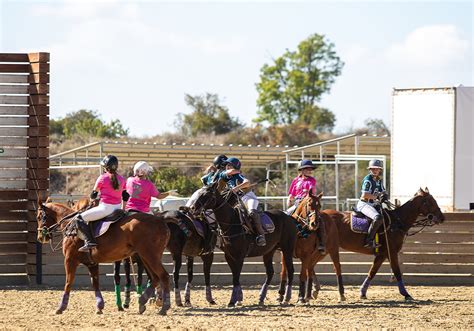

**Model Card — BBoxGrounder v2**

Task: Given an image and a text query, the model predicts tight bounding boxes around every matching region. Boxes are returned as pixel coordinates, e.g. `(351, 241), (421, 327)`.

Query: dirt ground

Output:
(0, 285), (472, 329)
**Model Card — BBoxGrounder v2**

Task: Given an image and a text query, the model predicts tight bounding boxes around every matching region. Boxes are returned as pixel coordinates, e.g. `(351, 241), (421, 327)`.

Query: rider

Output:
(287, 159), (326, 253)
(357, 159), (388, 248)
(76, 155), (127, 252)
(219, 157), (266, 247)
(125, 161), (170, 214)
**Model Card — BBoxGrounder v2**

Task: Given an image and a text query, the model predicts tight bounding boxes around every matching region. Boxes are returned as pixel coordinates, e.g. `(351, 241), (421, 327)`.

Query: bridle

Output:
(293, 197), (321, 230)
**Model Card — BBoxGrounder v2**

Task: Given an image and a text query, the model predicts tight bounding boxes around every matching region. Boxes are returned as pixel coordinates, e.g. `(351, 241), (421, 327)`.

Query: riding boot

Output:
(203, 223), (217, 255)
(250, 210), (266, 247)
(316, 219), (327, 254)
(364, 215), (383, 248)
(77, 216), (97, 252)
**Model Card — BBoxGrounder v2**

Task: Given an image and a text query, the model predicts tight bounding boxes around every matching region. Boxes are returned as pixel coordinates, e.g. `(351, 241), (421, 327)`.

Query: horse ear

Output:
(424, 187), (430, 194)
(317, 192), (323, 199)
(45, 197), (52, 203)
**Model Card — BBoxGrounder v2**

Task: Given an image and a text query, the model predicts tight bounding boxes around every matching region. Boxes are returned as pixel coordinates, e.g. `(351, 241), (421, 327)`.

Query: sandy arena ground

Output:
(0, 285), (472, 329)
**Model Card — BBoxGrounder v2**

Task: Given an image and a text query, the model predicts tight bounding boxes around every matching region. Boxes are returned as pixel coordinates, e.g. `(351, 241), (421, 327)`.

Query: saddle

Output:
(350, 207), (388, 234)
(67, 209), (128, 240)
(235, 206), (275, 235)
(162, 209), (207, 239)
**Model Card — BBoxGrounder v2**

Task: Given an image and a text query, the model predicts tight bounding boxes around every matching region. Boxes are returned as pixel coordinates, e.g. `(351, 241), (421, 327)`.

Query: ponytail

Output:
(108, 169), (120, 190)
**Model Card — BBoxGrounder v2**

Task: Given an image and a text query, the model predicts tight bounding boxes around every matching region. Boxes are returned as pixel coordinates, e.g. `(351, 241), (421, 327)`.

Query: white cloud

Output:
(385, 25), (470, 67)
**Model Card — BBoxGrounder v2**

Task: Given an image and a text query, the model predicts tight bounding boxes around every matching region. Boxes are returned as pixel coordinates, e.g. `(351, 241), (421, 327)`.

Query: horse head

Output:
(414, 187), (445, 224)
(36, 198), (57, 243)
(188, 181), (220, 216)
(294, 191), (323, 231)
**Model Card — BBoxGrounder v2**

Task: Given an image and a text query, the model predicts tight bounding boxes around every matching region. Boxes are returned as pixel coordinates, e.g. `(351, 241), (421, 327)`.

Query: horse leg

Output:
(136, 255), (144, 295)
(56, 257), (78, 314)
(123, 258), (132, 308)
(307, 266), (321, 301)
(184, 256), (193, 306)
(282, 249), (294, 305)
(277, 251), (287, 303)
(88, 264), (104, 314)
(138, 256), (170, 315)
(259, 250), (276, 305)
(297, 257), (310, 304)
(329, 250), (346, 302)
(201, 253), (216, 305)
(389, 253), (413, 300)
(226, 254), (243, 308)
(113, 261), (124, 311)
(173, 253), (183, 307)
(360, 254), (386, 299)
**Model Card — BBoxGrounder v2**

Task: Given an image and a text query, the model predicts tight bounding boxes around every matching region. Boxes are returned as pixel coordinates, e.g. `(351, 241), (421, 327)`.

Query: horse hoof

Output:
(296, 298), (306, 305)
(258, 301), (265, 306)
(184, 301), (192, 307)
(118, 306), (124, 312)
(176, 302), (183, 307)
(405, 296), (414, 301)
(55, 309), (63, 315)
(360, 295), (367, 300)
(155, 299), (163, 307)
(96, 309), (103, 315)
(227, 302), (236, 308)
(280, 301), (291, 306)
(276, 296), (283, 303)
(339, 295), (346, 302)
(158, 306), (170, 316)
(208, 300), (217, 305)
(236, 301), (242, 306)
(138, 304), (146, 314)
(123, 304), (129, 309)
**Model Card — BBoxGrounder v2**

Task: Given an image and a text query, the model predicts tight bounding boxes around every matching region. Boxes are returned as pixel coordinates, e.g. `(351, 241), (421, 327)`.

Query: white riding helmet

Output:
(133, 161), (153, 177)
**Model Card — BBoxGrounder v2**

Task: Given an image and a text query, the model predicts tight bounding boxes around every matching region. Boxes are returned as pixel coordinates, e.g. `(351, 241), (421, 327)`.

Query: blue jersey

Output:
(201, 172), (216, 186)
(219, 171), (246, 188)
(361, 174), (385, 195)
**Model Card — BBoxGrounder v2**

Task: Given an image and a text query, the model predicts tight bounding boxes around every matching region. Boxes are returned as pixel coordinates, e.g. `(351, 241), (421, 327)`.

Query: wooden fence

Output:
(0, 53), (49, 286)
(31, 212), (473, 287)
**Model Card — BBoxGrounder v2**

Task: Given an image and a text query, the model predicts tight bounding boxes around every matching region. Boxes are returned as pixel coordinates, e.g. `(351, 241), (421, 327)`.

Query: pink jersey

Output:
(95, 173), (126, 205)
(288, 175), (317, 199)
(125, 176), (160, 213)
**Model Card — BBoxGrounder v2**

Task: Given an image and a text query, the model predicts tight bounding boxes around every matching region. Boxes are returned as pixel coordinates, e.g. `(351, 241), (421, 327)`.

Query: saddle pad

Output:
(192, 218), (205, 238)
(261, 213), (275, 234)
(351, 212), (370, 234)
(92, 209), (127, 238)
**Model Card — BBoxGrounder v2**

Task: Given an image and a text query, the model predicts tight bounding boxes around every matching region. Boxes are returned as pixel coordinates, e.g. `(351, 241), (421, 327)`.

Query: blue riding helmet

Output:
(298, 159), (316, 170)
(226, 157), (241, 170)
(367, 159), (383, 169)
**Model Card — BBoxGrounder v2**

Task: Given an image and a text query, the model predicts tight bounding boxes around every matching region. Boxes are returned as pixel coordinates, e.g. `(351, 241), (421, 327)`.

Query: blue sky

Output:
(1, 0), (472, 137)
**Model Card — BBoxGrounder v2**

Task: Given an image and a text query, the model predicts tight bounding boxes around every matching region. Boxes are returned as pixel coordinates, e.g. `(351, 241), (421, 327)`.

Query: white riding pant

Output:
(241, 191), (259, 211)
(286, 198), (302, 215)
(356, 201), (380, 220)
(185, 188), (215, 224)
(81, 202), (122, 223)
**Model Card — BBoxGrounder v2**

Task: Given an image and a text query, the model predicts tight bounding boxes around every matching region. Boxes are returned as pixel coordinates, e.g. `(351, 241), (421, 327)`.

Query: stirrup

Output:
(78, 242), (97, 252)
(256, 235), (266, 247)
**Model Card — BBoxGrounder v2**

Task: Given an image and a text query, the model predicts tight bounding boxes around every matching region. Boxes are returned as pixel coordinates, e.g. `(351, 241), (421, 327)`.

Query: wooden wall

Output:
(34, 213), (473, 287)
(0, 53), (49, 286)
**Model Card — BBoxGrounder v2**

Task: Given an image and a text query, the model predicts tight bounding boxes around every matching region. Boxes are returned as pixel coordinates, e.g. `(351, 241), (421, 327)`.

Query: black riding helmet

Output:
(213, 154), (228, 169)
(100, 154), (118, 171)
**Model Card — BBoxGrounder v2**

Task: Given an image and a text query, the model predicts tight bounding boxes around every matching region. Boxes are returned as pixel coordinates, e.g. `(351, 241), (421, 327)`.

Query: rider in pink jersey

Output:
(77, 155), (127, 252)
(287, 159), (326, 253)
(125, 161), (169, 214)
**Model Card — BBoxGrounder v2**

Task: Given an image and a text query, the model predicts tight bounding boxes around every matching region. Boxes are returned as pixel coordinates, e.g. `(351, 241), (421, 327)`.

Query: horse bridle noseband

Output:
(294, 200), (321, 229)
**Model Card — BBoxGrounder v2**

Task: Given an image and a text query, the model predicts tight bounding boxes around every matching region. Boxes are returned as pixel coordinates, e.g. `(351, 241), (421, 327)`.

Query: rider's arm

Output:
(233, 178), (250, 192)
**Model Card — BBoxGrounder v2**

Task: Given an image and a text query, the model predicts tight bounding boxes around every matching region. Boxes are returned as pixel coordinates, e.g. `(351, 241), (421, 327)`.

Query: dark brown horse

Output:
(36, 200), (171, 315)
(281, 191), (346, 303)
(189, 183), (297, 307)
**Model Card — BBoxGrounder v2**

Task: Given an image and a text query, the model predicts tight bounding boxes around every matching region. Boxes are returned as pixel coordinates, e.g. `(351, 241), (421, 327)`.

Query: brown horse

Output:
(281, 191), (346, 303)
(36, 199), (171, 315)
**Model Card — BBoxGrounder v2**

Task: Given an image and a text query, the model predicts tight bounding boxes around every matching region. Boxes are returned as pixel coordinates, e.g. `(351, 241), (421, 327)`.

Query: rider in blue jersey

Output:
(356, 159), (388, 248)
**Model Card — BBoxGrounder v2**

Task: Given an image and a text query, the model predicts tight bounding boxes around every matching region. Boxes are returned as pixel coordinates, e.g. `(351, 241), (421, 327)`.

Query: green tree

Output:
(255, 34), (343, 133)
(50, 109), (129, 138)
(151, 167), (201, 196)
(175, 93), (243, 136)
(356, 118), (390, 136)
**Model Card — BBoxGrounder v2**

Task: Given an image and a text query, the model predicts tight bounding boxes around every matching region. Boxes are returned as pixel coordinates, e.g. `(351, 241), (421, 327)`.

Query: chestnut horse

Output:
(281, 192), (346, 303)
(189, 184), (297, 307)
(36, 200), (171, 315)
(281, 188), (444, 301)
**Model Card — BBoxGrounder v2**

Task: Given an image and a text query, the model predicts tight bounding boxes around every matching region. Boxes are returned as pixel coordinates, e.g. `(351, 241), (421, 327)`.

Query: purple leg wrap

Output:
(237, 285), (243, 302)
(360, 277), (371, 296)
(259, 284), (269, 303)
(139, 286), (154, 306)
(95, 290), (104, 310)
(58, 292), (70, 311)
(184, 282), (191, 303)
(397, 280), (409, 297)
(283, 284), (292, 302)
(230, 286), (239, 304)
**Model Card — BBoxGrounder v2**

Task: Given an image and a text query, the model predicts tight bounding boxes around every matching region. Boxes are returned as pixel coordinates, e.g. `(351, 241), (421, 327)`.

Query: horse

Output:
(189, 183), (297, 307)
(282, 191), (347, 304)
(36, 199), (172, 315)
(319, 187), (444, 300)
